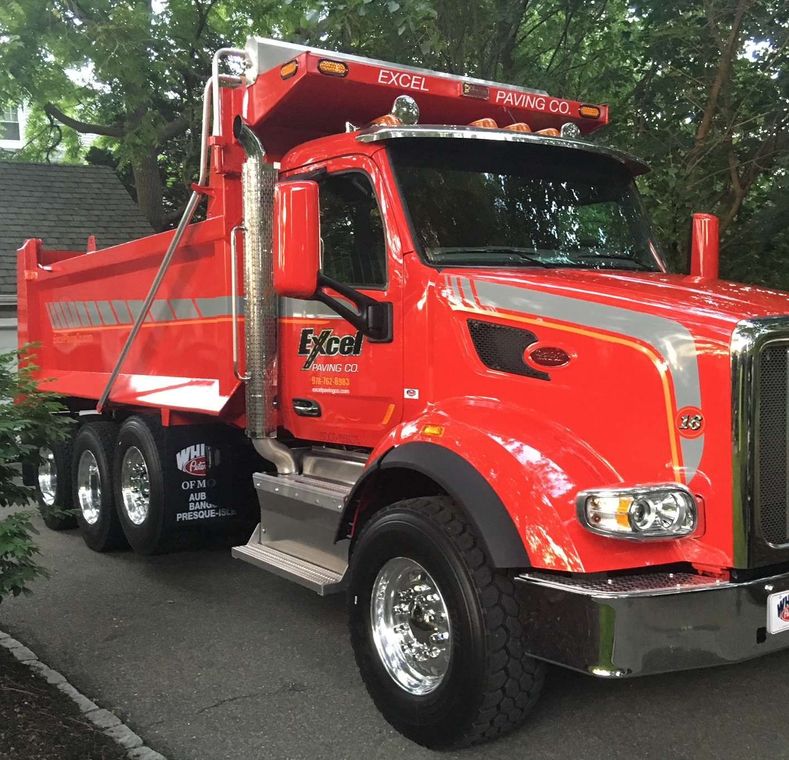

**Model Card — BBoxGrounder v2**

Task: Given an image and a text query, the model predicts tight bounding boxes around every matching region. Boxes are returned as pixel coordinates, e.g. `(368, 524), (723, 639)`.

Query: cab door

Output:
(278, 155), (403, 448)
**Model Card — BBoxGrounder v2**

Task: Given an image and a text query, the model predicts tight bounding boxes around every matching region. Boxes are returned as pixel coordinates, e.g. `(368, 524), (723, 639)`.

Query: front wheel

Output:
(347, 496), (545, 749)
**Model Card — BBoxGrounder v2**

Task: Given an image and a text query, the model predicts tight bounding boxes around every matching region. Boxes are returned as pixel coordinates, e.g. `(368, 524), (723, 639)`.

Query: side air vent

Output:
(467, 320), (549, 381)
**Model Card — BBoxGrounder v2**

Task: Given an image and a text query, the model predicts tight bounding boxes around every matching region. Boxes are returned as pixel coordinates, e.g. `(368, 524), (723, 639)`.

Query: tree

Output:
(0, 0), (306, 229)
(0, 348), (72, 603)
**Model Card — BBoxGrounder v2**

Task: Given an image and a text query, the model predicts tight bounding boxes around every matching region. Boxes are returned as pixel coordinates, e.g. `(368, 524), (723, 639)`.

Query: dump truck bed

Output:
(17, 215), (243, 418)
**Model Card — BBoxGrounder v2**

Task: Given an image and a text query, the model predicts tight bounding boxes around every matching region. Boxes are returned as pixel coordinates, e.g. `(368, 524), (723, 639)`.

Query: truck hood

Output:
(444, 268), (789, 338)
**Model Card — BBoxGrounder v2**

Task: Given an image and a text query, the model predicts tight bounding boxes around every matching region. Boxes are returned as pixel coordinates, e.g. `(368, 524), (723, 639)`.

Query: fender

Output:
(347, 441), (531, 568)
(341, 397), (719, 574)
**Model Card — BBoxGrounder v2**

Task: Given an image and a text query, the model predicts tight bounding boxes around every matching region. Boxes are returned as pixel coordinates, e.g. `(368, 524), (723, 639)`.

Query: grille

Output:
(757, 342), (789, 545)
(467, 320), (549, 381)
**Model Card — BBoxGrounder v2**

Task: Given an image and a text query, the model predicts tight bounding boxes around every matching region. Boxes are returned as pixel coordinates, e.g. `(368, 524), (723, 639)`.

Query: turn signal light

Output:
(579, 104), (601, 119)
(280, 60), (298, 79)
(318, 59), (349, 77)
(470, 117), (498, 128)
(505, 122), (531, 132)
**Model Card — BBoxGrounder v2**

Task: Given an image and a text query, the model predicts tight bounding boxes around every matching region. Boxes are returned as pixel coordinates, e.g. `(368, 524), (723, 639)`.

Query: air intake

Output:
(467, 320), (548, 381)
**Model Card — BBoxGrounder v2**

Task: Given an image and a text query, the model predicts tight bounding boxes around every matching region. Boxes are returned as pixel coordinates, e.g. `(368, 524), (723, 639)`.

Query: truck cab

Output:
(17, 36), (789, 749)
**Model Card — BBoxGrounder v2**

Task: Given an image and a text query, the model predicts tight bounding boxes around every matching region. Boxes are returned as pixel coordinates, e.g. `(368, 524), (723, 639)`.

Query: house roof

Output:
(0, 161), (152, 301)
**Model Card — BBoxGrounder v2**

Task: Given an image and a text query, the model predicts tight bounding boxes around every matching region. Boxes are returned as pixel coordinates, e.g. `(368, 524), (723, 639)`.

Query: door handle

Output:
(292, 398), (321, 417)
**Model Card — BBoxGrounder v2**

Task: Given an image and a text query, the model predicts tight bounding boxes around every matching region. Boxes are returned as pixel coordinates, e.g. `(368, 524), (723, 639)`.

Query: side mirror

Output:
(274, 181), (320, 298)
(689, 213), (719, 280)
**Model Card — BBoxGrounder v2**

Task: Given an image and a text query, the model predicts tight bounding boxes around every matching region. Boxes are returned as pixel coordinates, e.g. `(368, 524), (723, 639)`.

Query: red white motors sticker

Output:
(767, 590), (789, 634)
(176, 444), (220, 476)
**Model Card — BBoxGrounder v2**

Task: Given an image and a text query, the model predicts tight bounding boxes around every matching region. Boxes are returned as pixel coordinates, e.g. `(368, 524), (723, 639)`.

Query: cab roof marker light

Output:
(535, 127), (560, 137)
(505, 122), (531, 132)
(470, 117), (498, 129)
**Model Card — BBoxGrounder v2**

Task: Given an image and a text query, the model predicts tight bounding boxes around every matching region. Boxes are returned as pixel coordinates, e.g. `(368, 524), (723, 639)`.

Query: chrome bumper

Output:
(515, 569), (789, 677)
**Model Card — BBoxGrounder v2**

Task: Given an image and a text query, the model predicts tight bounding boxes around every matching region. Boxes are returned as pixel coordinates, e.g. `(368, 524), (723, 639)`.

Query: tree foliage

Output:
(0, 349), (72, 603)
(0, 0), (786, 287)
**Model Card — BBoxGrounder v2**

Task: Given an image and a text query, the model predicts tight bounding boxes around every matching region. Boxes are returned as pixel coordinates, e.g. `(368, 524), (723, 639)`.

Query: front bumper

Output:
(516, 568), (789, 677)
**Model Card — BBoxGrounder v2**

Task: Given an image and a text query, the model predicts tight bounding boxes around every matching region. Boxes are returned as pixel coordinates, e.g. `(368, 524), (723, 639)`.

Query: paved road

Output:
(2, 512), (789, 760)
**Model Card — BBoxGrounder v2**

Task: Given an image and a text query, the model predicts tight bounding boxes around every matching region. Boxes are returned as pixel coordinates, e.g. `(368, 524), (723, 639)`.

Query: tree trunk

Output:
(132, 151), (164, 231)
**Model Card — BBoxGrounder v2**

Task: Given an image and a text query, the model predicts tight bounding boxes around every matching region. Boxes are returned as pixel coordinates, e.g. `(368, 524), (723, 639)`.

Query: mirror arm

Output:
(314, 273), (393, 343)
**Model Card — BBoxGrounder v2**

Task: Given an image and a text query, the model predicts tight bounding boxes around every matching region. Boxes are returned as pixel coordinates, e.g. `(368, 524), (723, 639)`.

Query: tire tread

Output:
(355, 495), (544, 748)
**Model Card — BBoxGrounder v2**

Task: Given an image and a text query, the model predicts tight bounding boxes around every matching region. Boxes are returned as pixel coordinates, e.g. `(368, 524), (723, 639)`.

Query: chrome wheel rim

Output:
(76, 450), (101, 525)
(121, 447), (149, 526)
(38, 447), (57, 506)
(370, 557), (452, 696)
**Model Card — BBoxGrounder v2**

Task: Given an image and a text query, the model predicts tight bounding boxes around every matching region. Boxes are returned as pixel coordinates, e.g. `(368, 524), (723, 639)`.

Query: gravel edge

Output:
(0, 628), (166, 760)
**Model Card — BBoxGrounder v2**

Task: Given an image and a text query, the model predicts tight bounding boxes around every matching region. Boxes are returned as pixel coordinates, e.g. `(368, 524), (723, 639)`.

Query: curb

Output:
(0, 629), (166, 760)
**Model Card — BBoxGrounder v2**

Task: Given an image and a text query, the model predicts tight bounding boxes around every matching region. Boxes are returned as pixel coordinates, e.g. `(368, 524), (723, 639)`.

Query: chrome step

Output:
(232, 541), (345, 596)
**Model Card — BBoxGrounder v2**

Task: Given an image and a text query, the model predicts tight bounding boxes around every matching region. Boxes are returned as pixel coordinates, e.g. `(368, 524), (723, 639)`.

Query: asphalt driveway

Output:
(2, 511), (788, 760)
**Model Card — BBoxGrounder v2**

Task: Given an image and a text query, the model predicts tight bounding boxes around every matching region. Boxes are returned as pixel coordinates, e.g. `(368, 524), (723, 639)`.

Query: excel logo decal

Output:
(298, 328), (363, 370)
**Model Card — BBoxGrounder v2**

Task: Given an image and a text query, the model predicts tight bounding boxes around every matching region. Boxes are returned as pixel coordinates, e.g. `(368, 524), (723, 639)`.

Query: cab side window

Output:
(320, 173), (387, 288)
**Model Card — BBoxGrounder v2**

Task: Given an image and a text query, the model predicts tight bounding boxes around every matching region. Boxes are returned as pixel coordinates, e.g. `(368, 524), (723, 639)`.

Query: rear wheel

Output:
(36, 440), (77, 531)
(113, 416), (169, 555)
(72, 422), (125, 552)
(348, 496), (545, 749)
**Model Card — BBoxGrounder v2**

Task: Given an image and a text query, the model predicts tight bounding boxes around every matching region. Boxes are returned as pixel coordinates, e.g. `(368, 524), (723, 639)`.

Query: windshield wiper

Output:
(429, 247), (557, 268)
(575, 253), (656, 272)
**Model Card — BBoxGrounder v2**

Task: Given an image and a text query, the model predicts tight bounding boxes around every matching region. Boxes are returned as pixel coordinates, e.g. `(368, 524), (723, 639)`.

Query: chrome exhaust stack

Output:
(233, 117), (297, 475)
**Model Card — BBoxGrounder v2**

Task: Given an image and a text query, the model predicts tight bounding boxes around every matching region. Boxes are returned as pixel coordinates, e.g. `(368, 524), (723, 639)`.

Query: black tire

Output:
(36, 439), (77, 531)
(113, 416), (169, 555)
(348, 496), (545, 749)
(72, 422), (126, 552)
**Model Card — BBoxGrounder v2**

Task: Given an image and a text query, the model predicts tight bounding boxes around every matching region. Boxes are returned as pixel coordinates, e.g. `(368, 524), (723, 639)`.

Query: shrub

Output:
(0, 347), (71, 603)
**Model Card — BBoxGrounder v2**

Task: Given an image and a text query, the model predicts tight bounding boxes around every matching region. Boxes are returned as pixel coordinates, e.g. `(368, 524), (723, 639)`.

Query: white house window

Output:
(0, 107), (21, 142)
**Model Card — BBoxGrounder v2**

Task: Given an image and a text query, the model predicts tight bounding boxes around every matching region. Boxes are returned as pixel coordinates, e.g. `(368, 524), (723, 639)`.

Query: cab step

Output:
(232, 541), (345, 595)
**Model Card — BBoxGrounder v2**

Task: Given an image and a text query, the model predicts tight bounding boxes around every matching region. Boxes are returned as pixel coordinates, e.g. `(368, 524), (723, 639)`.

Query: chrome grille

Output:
(756, 341), (789, 545)
(733, 318), (789, 567)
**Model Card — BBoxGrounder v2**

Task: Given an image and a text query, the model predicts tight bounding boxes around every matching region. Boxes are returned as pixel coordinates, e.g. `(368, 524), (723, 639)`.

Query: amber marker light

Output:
(422, 425), (445, 437)
(504, 122), (531, 132)
(579, 104), (601, 119)
(470, 117), (498, 128)
(535, 127), (560, 136)
(318, 59), (349, 77)
(280, 60), (298, 79)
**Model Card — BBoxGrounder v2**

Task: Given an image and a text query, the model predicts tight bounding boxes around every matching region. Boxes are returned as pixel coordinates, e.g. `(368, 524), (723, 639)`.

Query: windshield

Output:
(389, 138), (664, 272)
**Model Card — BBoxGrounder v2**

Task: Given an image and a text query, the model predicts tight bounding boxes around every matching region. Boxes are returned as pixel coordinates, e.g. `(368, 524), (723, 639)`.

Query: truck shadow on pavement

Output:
(4, 524), (789, 760)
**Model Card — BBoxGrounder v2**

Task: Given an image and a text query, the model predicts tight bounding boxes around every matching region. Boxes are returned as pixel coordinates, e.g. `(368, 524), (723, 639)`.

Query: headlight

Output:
(577, 485), (698, 539)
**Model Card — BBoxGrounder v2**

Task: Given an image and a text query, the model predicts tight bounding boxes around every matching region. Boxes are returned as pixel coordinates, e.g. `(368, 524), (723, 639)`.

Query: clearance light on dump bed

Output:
(579, 104), (601, 119)
(318, 59), (349, 77)
(578, 485), (698, 540)
(280, 60), (298, 79)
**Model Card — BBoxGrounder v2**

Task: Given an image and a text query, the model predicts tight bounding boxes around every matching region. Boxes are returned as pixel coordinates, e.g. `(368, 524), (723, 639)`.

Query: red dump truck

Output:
(17, 36), (789, 748)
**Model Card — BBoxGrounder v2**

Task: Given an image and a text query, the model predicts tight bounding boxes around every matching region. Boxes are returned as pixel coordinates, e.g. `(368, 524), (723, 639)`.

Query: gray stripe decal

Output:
(280, 297), (344, 319)
(96, 301), (117, 325)
(459, 278), (476, 307)
(466, 277), (704, 481)
(112, 300), (132, 324)
(195, 296), (242, 318)
(149, 300), (174, 322)
(85, 301), (102, 326)
(171, 299), (199, 319)
(59, 302), (76, 328)
(127, 300), (153, 322)
(45, 303), (59, 329)
(75, 302), (91, 327)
